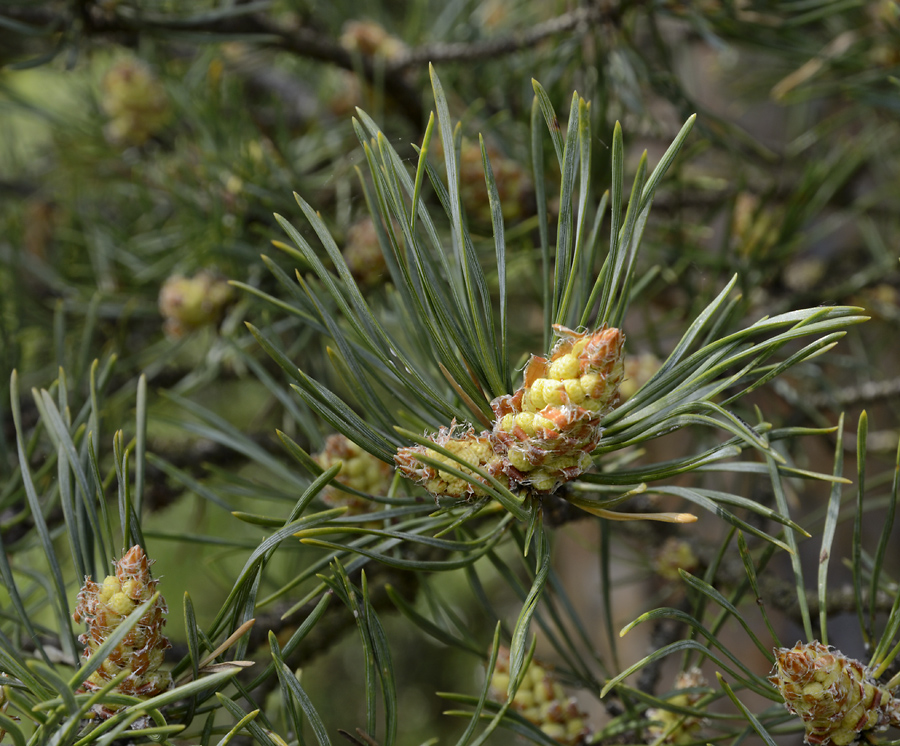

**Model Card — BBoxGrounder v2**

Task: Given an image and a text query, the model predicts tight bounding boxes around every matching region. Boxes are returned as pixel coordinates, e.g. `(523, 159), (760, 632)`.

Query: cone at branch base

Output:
(768, 641), (900, 746)
(73, 545), (172, 719)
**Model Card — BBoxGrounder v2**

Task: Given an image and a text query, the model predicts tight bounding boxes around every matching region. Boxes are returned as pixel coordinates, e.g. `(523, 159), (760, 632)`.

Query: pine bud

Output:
(314, 434), (393, 515)
(158, 270), (234, 337)
(101, 57), (172, 146)
(73, 546), (172, 719)
(646, 668), (708, 744)
(488, 646), (590, 746)
(768, 641), (900, 745)
(394, 423), (508, 500)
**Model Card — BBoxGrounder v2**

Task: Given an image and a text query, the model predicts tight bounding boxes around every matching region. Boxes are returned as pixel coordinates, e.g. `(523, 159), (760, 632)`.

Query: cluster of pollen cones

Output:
(73, 545), (172, 719)
(489, 645), (590, 745)
(769, 641), (900, 746)
(395, 325), (624, 498)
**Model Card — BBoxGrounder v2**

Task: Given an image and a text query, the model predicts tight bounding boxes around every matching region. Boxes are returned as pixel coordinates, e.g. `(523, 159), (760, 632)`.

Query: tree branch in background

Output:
(0, 3), (627, 126)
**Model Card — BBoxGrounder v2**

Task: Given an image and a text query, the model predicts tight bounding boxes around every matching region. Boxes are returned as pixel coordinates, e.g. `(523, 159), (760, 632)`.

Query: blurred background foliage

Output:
(1, 1), (900, 745)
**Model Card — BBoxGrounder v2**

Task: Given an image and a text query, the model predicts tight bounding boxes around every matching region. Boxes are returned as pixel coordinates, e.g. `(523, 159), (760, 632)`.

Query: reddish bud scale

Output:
(73, 546), (172, 719)
(769, 641), (900, 746)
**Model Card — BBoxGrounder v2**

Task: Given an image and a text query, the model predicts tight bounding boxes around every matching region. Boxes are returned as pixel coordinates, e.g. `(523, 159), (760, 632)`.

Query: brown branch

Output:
(0, 6), (426, 124)
(388, 5), (613, 71)
(0, 4), (629, 126)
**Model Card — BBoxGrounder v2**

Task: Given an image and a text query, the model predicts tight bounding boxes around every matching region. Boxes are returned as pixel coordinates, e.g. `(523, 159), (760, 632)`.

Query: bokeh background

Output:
(2, 1), (900, 744)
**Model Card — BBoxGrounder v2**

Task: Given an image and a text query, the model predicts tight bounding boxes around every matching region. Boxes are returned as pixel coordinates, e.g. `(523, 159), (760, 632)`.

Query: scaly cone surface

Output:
(491, 324), (624, 492)
(769, 641), (900, 745)
(394, 325), (624, 500)
(73, 545), (173, 719)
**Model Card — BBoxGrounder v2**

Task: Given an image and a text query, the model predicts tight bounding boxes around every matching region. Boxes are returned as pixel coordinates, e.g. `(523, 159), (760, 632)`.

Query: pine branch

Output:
(389, 5), (625, 70)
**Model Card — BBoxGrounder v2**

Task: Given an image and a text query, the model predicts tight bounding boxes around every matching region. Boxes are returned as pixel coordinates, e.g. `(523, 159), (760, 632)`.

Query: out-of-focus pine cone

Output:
(769, 641), (900, 745)
(101, 57), (172, 146)
(646, 667), (708, 744)
(488, 645), (590, 746)
(339, 20), (406, 60)
(619, 351), (661, 401)
(73, 545), (172, 719)
(314, 433), (393, 515)
(342, 217), (391, 287)
(158, 270), (234, 338)
(457, 138), (531, 223)
(653, 537), (699, 582)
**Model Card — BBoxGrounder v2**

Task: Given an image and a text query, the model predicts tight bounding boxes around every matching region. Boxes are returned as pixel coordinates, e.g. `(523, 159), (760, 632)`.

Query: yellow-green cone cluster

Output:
(395, 325), (625, 499)
(768, 641), (900, 745)
(646, 668), (708, 744)
(73, 546), (172, 719)
(488, 645), (590, 746)
(393, 424), (508, 500)
(492, 325), (624, 492)
(314, 434), (394, 515)
(101, 57), (172, 146)
(158, 270), (234, 337)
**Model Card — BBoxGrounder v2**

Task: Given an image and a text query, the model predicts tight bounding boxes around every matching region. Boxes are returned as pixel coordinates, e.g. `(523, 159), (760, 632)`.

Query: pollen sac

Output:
(73, 545), (172, 719)
(646, 667), (708, 744)
(314, 433), (393, 515)
(768, 641), (900, 746)
(394, 423), (509, 500)
(488, 645), (591, 746)
(490, 325), (625, 493)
